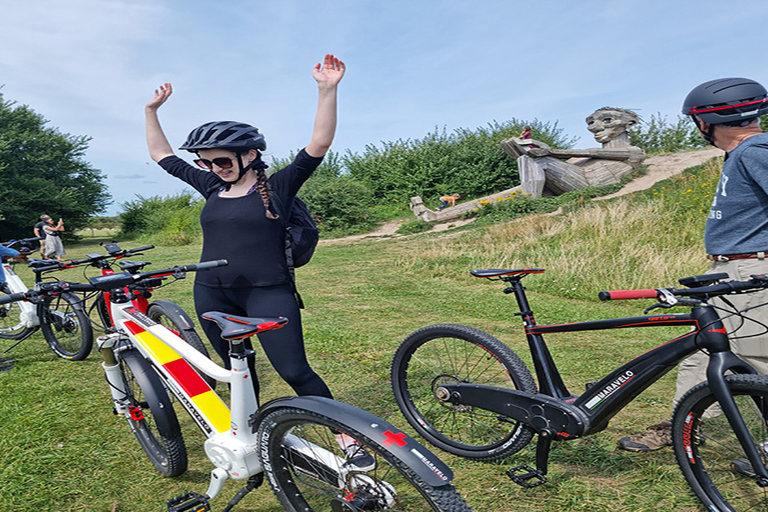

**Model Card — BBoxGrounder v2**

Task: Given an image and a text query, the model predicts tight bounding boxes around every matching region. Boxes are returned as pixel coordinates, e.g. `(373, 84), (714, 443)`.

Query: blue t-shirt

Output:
(705, 133), (768, 255)
(159, 149), (322, 288)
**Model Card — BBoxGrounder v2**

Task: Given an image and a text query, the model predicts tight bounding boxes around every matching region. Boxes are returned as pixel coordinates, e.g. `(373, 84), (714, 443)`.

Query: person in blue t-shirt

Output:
(619, 78), (768, 453)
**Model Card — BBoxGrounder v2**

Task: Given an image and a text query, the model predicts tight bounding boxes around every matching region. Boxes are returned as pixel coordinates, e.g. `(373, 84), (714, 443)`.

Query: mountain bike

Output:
(392, 267), (768, 511)
(0, 262), (471, 511)
(0, 237), (93, 360)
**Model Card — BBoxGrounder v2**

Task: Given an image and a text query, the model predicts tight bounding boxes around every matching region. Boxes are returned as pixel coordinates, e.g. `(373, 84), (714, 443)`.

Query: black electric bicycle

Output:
(392, 268), (768, 511)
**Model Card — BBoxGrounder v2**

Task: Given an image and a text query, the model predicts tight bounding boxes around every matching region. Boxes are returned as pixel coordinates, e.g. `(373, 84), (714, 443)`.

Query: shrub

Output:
(396, 219), (432, 235)
(119, 192), (202, 244)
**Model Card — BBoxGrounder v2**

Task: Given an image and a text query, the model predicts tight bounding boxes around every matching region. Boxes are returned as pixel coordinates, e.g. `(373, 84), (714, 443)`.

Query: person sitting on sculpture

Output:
(501, 107), (646, 197)
(437, 193), (461, 210)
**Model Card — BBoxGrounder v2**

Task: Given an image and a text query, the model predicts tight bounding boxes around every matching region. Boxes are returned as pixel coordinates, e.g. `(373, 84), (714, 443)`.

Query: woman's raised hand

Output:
(146, 83), (173, 112)
(312, 54), (345, 88)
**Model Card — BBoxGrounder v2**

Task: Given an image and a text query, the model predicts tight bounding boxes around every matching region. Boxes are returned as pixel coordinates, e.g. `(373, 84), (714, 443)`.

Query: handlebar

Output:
(0, 260), (228, 304)
(87, 259), (228, 291)
(599, 275), (768, 303)
(70, 244), (156, 266)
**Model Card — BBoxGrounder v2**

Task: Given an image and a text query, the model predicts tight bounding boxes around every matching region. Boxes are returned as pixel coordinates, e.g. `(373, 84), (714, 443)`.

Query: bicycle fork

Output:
(706, 351), (768, 486)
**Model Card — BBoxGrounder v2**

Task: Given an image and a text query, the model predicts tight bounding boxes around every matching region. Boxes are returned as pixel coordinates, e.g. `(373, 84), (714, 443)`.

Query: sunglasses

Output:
(194, 156), (238, 170)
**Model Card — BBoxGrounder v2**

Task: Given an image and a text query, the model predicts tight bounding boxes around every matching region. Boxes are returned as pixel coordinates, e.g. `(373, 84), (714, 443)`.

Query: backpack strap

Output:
(269, 188), (305, 309)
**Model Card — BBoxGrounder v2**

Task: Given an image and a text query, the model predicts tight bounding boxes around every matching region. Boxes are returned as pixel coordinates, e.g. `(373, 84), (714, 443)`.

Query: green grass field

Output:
(0, 160), (725, 511)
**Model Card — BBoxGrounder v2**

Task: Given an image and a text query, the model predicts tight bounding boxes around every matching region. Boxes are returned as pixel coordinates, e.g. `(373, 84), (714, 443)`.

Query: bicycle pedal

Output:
(507, 465), (548, 488)
(167, 491), (210, 512)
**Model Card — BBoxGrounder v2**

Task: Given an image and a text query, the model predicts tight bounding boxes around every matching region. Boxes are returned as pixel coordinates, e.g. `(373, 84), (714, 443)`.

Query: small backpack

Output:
(281, 196), (319, 268)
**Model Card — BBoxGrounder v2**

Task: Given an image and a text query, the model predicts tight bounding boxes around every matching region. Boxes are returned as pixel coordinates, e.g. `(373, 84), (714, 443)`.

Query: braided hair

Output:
(249, 155), (279, 220)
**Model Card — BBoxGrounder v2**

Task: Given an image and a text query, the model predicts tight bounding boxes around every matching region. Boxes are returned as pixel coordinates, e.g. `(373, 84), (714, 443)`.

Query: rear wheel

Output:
(118, 350), (187, 477)
(391, 324), (536, 460)
(39, 291), (93, 360)
(672, 374), (768, 511)
(258, 407), (471, 512)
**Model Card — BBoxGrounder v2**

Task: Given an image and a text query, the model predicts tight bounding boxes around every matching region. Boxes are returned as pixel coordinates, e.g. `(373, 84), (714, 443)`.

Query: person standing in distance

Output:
(618, 77), (768, 453)
(33, 215), (50, 258)
(145, 54), (373, 469)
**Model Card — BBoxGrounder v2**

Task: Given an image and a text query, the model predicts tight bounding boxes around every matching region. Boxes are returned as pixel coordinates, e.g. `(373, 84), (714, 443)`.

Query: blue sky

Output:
(1, 0), (766, 215)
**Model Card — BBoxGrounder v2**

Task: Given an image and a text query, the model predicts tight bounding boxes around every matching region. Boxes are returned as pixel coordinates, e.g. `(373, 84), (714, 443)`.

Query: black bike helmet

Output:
(179, 121), (267, 152)
(682, 77), (768, 126)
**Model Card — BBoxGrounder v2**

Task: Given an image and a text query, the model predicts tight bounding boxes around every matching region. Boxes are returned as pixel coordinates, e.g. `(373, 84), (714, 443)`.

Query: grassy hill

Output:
(0, 153), (725, 511)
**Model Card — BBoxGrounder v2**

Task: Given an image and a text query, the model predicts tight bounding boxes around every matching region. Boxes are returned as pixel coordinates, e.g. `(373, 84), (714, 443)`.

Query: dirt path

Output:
(598, 147), (723, 200)
(320, 147), (724, 243)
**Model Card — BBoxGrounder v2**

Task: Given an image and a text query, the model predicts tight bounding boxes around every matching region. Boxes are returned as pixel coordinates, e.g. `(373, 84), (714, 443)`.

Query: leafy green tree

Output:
(628, 113), (705, 155)
(0, 93), (110, 240)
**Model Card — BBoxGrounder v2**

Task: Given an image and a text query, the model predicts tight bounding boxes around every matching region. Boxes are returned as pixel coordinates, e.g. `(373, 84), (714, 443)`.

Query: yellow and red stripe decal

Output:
(123, 320), (230, 433)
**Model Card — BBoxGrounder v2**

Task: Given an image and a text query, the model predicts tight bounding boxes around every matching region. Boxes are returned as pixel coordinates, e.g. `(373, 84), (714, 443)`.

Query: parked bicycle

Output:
(392, 268), (768, 511)
(0, 237), (92, 360)
(0, 261), (471, 511)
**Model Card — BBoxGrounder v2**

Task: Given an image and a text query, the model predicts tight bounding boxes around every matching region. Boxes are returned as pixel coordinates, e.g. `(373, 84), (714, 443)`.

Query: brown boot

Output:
(617, 420), (672, 452)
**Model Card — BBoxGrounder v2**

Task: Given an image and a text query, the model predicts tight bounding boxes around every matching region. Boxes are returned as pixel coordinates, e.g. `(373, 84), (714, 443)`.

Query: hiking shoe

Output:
(0, 357), (16, 365)
(0, 364), (14, 373)
(343, 443), (376, 471)
(617, 420), (672, 452)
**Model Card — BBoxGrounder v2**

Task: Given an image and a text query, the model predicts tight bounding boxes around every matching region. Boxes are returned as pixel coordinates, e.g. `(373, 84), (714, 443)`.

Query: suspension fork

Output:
(507, 279), (572, 398)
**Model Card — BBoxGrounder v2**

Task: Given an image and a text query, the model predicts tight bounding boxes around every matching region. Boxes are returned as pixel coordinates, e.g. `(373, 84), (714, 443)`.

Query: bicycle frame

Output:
(437, 273), (768, 483)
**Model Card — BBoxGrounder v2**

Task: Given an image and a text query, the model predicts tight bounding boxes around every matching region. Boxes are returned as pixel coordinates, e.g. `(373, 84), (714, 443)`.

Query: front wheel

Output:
(258, 407), (471, 512)
(38, 291), (93, 360)
(118, 350), (187, 477)
(391, 324), (537, 461)
(0, 287), (35, 340)
(672, 373), (768, 511)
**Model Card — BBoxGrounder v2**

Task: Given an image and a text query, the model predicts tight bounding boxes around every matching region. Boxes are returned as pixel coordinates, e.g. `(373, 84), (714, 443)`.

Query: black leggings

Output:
(194, 282), (332, 399)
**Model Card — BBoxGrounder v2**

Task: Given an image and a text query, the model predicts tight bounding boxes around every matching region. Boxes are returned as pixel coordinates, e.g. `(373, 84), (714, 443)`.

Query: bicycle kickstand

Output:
(507, 428), (553, 489)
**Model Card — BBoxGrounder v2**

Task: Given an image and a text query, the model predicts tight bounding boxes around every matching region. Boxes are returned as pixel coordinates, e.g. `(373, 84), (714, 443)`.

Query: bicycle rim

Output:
(39, 292), (93, 360)
(392, 324), (536, 460)
(673, 374), (768, 510)
(0, 293), (34, 340)
(258, 407), (471, 512)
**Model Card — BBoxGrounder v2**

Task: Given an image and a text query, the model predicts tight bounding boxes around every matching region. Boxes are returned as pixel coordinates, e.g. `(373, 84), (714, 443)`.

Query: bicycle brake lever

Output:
(644, 302), (671, 314)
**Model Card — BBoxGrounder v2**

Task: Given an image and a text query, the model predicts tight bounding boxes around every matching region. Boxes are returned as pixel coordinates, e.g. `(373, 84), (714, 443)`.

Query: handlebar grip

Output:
(0, 291), (31, 304)
(598, 289), (659, 301)
(127, 245), (155, 254)
(183, 259), (228, 272)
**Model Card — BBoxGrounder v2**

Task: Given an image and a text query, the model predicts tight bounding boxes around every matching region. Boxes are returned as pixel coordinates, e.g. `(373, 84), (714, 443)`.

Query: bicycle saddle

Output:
(470, 268), (545, 279)
(201, 311), (288, 340)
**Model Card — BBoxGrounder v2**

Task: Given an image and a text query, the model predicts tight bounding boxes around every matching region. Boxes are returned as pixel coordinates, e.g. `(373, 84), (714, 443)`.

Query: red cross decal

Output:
(382, 430), (407, 447)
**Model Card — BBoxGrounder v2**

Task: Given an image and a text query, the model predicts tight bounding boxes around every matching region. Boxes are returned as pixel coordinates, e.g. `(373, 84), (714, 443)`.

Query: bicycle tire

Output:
(38, 291), (93, 360)
(258, 407), (471, 512)
(391, 324), (536, 461)
(93, 293), (112, 329)
(146, 301), (215, 389)
(672, 373), (768, 511)
(118, 349), (187, 477)
(0, 288), (35, 340)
